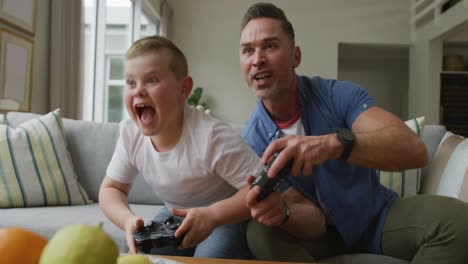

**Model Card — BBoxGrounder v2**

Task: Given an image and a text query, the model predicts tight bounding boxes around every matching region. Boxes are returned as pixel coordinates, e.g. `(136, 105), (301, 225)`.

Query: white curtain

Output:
(160, 0), (173, 37)
(49, 0), (83, 119)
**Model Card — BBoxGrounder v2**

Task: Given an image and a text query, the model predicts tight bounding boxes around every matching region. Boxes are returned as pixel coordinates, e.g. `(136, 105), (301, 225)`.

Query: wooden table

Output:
(151, 255), (314, 264)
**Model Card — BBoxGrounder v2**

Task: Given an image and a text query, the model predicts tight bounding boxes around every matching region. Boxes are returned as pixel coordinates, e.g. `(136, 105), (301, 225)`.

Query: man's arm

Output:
(263, 106), (428, 177)
(346, 106), (428, 171)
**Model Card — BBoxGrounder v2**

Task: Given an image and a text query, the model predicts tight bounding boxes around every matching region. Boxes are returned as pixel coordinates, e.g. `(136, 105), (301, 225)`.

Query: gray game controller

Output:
(133, 216), (184, 253)
(250, 151), (293, 201)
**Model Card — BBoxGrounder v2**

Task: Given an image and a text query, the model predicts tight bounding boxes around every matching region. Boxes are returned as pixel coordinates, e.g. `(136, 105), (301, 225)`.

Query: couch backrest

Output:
(6, 112), (163, 205)
(8, 112), (451, 205)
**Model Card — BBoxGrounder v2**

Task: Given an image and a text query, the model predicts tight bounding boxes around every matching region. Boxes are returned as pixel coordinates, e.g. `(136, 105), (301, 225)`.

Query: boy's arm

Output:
(206, 185), (251, 225)
(99, 176), (143, 253)
(99, 176), (133, 229)
(171, 185), (251, 248)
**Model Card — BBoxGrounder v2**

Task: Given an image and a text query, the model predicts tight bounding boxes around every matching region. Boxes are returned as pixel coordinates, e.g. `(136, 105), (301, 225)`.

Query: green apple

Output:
(39, 224), (119, 264)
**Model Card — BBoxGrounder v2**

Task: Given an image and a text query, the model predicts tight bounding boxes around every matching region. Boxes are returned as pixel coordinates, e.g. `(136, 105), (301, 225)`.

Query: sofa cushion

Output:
(0, 109), (92, 207)
(421, 131), (468, 201)
(53, 117), (162, 205)
(378, 116), (425, 197)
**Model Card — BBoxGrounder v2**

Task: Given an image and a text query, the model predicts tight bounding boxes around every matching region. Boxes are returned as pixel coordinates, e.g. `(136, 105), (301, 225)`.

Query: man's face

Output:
(240, 18), (299, 101)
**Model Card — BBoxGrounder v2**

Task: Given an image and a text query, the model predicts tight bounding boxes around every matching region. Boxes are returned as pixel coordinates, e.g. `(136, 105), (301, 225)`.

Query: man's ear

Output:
(293, 46), (301, 69)
(179, 76), (193, 103)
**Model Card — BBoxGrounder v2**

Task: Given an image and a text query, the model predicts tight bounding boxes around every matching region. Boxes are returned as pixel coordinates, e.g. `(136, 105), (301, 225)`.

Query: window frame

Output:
(82, 0), (160, 122)
(104, 54), (126, 121)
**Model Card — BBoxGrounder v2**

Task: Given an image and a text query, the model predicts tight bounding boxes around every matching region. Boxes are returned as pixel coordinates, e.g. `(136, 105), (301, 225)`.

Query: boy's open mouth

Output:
(135, 104), (156, 125)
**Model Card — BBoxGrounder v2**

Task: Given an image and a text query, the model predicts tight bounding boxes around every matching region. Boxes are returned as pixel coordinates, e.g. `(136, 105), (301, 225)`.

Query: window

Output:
(83, 0), (160, 122)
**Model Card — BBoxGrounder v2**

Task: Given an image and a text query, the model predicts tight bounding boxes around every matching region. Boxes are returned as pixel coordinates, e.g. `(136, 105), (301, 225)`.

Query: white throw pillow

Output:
(378, 116), (425, 197)
(0, 109), (92, 207)
(421, 131), (468, 202)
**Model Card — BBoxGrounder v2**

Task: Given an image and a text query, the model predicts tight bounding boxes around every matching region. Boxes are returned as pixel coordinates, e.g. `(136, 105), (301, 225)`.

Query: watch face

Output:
(338, 128), (355, 142)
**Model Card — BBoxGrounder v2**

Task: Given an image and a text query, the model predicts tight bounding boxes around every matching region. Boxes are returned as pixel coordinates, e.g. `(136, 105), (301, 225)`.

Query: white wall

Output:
(444, 21), (468, 69)
(31, 0), (50, 113)
(445, 22), (468, 42)
(167, 0), (411, 124)
(338, 45), (409, 119)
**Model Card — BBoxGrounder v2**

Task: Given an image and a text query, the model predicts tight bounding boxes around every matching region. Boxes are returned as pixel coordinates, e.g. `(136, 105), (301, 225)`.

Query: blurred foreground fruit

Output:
(39, 224), (119, 264)
(0, 227), (48, 264)
(117, 254), (152, 264)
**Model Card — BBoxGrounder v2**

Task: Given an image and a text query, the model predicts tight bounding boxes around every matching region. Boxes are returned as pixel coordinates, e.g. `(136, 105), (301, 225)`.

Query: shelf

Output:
(440, 67), (468, 137)
(441, 71), (468, 75)
(440, 40), (468, 137)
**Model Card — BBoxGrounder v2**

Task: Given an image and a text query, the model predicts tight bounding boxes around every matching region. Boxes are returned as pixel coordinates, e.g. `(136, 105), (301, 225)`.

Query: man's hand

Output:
(124, 215), (144, 253)
(246, 176), (288, 226)
(170, 207), (217, 249)
(262, 134), (339, 178)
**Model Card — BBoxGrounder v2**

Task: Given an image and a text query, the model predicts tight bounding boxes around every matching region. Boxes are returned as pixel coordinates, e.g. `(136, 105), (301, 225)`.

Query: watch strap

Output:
(339, 143), (353, 160)
(337, 128), (355, 161)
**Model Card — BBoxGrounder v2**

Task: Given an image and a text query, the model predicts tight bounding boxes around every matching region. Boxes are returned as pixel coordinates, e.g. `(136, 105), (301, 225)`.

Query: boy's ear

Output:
(179, 76), (193, 103)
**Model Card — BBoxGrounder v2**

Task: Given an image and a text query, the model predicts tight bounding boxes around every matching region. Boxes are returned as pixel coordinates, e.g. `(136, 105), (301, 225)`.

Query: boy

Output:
(99, 35), (261, 259)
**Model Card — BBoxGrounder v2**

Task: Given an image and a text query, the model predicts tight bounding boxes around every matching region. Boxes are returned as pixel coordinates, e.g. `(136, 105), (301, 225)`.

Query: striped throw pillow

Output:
(0, 109), (92, 207)
(378, 116), (425, 197)
(421, 132), (468, 202)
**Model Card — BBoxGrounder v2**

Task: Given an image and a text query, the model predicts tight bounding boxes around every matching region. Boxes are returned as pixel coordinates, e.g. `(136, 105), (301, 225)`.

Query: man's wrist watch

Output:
(336, 128), (356, 161)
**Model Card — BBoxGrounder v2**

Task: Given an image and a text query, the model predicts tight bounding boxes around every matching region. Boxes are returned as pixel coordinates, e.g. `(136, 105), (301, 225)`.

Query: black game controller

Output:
(133, 216), (184, 253)
(250, 151), (293, 201)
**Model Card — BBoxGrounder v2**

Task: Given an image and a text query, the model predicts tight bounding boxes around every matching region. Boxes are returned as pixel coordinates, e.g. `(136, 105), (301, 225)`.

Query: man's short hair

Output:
(240, 2), (295, 44)
(126, 35), (188, 80)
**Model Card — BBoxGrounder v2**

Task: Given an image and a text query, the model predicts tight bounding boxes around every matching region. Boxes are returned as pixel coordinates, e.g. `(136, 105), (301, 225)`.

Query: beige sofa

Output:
(1, 111), (466, 264)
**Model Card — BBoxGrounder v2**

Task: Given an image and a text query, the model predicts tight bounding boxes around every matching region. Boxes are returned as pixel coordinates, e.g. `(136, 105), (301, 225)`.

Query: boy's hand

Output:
(170, 207), (216, 249)
(124, 215), (144, 253)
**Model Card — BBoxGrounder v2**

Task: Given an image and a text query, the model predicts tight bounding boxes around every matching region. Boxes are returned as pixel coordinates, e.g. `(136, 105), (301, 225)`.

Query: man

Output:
(240, 2), (468, 263)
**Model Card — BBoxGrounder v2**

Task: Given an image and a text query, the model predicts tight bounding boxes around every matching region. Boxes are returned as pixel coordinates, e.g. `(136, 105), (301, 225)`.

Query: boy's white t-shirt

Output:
(106, 106), (262, 209)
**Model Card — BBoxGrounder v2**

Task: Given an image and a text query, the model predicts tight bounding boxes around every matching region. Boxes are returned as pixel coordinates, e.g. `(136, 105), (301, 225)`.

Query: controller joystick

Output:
(250, 151), (293, 201)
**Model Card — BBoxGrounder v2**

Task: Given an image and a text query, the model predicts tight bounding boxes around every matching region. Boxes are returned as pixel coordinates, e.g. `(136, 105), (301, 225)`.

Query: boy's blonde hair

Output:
(126, 35), (188, 80)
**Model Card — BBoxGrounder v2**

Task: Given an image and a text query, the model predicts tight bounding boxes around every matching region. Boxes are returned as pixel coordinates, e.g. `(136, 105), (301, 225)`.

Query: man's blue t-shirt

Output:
(242, 76), (397, 254)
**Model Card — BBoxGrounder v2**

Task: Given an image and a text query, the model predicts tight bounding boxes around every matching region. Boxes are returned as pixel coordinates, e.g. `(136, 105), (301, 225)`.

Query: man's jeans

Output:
(247, 195), (468, 264)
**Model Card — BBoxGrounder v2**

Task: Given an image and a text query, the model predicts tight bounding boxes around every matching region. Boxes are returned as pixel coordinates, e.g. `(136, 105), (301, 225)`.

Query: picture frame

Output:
(0, 28), (33, 112)
(0, 0), (36, 36)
